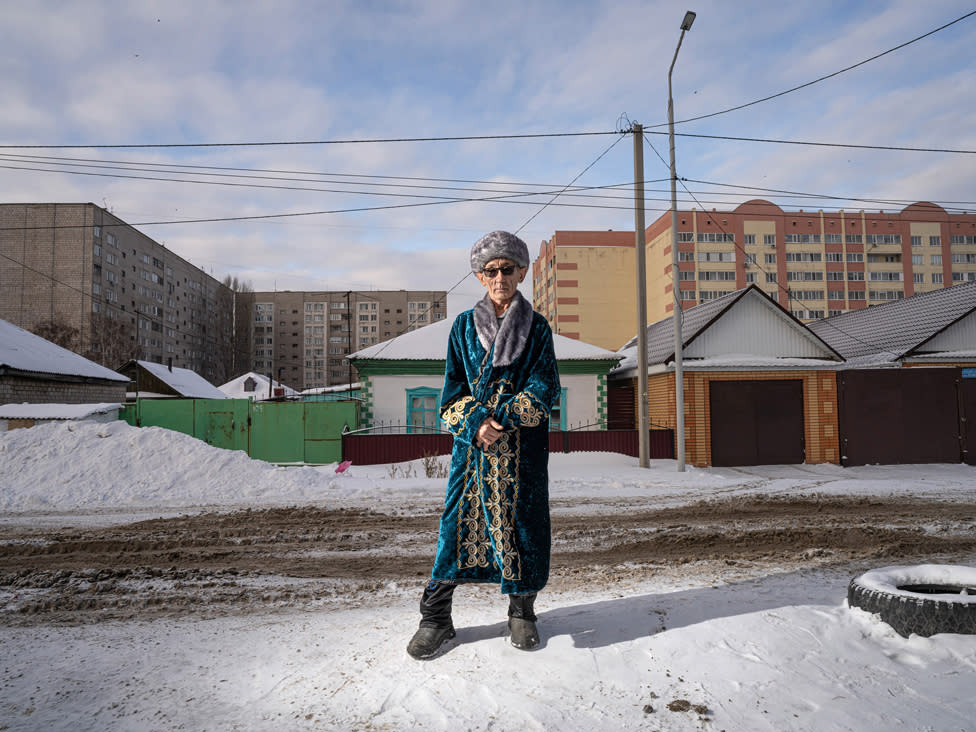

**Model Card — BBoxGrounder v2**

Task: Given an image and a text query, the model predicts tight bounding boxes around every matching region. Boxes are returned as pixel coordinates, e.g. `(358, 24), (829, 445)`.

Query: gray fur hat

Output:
(469, 230), (530, 272)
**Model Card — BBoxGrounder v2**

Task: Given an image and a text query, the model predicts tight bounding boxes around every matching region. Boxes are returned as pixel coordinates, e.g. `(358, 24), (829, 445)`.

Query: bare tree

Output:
(29, 316), (80, 351)
(88, 314), (139, 369)
(222, 275), (255, 379)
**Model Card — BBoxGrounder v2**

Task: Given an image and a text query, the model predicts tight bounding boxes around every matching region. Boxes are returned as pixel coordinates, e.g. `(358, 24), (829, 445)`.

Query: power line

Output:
(650, 9), (976, 128)
(646, 129), (976, 155)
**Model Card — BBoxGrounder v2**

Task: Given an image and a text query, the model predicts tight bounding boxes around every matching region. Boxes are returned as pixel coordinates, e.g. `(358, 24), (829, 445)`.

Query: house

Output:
(219, 372), (300, 401)
(807, 280), (976, 465)
(118, 360), (228, 400)
(611, 286), (844, 467)
(0, 317), (128, 406)
(349, 318), (621, 433)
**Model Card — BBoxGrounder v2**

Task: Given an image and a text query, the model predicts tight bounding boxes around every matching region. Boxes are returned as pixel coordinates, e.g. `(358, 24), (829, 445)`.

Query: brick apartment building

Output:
(243, 289), (447, 390)
(0, 203), (447, 391)
(532, 200), (976, 347)
(0, 203), (234, 384)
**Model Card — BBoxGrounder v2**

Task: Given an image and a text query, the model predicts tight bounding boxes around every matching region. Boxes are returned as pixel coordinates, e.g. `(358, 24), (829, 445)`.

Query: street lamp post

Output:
(669, 9), (695, 472)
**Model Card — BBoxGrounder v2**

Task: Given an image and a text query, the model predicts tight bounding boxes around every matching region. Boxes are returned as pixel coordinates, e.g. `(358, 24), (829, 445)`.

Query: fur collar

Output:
(473, 291), (533, 368)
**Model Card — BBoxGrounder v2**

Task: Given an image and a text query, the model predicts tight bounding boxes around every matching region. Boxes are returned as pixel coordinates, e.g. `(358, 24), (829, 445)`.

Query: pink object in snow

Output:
(335, 460), (353, 474)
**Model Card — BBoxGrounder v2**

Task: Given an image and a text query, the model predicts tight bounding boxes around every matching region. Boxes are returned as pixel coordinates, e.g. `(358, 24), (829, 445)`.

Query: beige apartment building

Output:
(532, 230), (637, 351)
(244, 289), (447, 389)
(532, 201), (976, 342)
(0, 203), (235, 384)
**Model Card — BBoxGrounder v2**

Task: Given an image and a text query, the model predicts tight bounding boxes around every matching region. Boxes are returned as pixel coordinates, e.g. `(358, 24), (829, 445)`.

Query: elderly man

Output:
(407, 230), (561, 660)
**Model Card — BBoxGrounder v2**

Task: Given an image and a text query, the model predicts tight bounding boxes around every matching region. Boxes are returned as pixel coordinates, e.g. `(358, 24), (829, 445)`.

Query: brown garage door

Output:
(962, 372), (976, 466)
(709, 380), (805, 466)
(838, 368), (962, 466)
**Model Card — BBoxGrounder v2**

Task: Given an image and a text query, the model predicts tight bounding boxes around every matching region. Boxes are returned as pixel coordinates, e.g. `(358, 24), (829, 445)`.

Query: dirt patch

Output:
(2, 496), (974, 625)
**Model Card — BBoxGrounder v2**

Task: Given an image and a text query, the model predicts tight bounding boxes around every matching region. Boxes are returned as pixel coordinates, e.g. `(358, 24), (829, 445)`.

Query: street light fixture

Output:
(669, 9), (695, 472)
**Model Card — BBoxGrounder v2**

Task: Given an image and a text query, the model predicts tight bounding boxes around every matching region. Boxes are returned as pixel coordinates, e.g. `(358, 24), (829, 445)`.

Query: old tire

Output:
(848, 564), (976, 638)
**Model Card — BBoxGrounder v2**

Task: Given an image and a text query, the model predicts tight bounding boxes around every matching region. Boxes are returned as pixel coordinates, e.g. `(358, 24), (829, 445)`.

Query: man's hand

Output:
(475, 417), (505, 450)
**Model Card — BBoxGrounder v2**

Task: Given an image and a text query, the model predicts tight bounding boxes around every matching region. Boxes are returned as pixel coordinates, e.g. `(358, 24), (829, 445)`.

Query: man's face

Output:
(476, 257), (527, 308)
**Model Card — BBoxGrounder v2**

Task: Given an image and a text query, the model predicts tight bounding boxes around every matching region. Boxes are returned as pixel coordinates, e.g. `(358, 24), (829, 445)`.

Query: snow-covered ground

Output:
(1, 421), (975, 731)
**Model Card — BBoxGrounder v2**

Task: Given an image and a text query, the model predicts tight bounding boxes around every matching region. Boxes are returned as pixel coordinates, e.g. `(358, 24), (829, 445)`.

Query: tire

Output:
(847, 564), (976, 638)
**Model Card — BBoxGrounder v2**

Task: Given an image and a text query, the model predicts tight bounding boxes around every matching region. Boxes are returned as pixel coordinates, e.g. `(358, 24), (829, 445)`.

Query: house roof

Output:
(0, 318), (129, 383)
(614, 286), (843, 375)
(808, 280), (976, 362)
(126, 360), (228, 399)
(219, 372), (300, 399)
(0, 402), (121, 420)
(349, 317), (621, 363)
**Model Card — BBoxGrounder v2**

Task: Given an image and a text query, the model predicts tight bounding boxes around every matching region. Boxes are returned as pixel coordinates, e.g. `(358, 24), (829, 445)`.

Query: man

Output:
(406, 230), (561, 660)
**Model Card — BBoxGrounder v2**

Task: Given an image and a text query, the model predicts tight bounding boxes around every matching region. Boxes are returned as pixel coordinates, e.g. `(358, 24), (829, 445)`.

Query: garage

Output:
(709, 379), (805, 466)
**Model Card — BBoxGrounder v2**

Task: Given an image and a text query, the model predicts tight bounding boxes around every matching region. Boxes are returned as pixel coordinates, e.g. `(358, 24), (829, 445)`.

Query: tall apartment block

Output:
(532, 200), (976, 341)
(646, 200), (976, 321)
(0, 203), (235, 383)
(531, 230), (637, 351)
(244, 289), (448, 389)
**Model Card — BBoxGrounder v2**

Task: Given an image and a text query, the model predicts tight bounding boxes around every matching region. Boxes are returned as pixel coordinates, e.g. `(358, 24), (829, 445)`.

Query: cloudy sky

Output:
(2, 1), (974, 312)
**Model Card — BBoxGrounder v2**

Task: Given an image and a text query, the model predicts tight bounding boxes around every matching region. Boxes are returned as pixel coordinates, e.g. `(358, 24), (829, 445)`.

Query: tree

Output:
(88, 314), (139, 369)
(29, 316), (80, 351)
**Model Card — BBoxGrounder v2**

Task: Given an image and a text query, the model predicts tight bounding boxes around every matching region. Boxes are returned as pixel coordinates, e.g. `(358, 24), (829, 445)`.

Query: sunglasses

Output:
(482, 265), (518, 278)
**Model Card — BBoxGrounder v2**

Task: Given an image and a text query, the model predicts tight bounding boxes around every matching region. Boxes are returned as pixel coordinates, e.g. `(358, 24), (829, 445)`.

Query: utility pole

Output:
(668, 10), (696, 472)
(632, 123), (650, 468)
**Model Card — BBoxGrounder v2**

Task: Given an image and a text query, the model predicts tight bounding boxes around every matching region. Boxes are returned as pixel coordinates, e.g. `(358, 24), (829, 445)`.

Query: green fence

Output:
(120, 398), (359, 464)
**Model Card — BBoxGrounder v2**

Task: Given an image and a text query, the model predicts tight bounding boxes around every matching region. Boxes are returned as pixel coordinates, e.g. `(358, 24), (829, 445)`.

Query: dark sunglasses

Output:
(482, 265), (517, 278)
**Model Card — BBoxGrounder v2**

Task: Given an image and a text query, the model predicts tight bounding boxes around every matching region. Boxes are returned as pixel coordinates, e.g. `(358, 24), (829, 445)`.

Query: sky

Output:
(2, 420), (975, 730)
(1, 1), (975, 314)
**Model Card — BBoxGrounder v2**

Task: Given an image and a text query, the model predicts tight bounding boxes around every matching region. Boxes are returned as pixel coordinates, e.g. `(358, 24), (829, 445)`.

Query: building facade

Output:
(0, 203), (235, 383)
(646, 200), (976, 323)
(531, 230), (637, 351)
(244, 289), (447, 390)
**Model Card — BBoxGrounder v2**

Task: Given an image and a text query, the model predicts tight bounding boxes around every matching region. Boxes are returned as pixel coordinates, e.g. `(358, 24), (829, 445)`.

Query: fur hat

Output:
(469, 230), (530, 272)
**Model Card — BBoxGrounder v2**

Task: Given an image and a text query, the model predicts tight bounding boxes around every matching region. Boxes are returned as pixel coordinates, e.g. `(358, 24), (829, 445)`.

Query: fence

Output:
(341, 428), (674, 465)
(120, 398), (359, 464)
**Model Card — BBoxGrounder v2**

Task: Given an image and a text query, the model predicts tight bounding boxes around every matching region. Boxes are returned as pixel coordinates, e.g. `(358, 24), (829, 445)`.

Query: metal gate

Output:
(838, 368), (965, 466)
(709, 380), (805, 466)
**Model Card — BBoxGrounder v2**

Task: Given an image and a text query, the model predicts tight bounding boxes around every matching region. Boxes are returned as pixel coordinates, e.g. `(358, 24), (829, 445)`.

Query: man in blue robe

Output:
(407, 231), (561, 659)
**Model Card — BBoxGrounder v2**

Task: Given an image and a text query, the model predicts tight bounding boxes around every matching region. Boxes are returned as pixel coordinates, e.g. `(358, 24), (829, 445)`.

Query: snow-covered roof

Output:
(219, 372), (300, 400)
(0, 318), (129, 383)
(0, 402), (122, 420)
(349, 317), (620, 362)
(613, 286), (843, 377)
(130, 360), (228, 399)
(302, 383), (361, 395)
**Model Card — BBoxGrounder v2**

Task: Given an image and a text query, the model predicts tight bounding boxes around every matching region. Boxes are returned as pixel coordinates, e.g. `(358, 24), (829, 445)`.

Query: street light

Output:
(669, 9), (695, 472)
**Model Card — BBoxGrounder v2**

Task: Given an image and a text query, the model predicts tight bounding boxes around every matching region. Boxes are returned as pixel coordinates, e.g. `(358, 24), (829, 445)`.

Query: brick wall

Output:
(0, 375), (126, 405)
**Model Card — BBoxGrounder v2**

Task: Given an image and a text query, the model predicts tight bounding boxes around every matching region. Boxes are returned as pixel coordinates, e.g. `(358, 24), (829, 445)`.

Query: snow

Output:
(133, 359), (228, 399)
(0, 318), (128, 382)
(0, 402), (120, 420)
(1, 420), (975, 731)
(855, 564), (976, 603)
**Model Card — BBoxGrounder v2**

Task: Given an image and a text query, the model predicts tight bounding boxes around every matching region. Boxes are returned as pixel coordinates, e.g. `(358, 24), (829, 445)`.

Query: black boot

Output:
(406, 581), (456, 659)
(508, 593), (540, 650)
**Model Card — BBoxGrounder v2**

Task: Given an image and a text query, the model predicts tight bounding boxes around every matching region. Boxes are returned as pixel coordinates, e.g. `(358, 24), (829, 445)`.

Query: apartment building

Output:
(646, 200), (976, 322)
(0, 203), (235, 383)
(532, 230), (637, 351)
(532, 201), (976, 342)
(245, 289), (447, 390)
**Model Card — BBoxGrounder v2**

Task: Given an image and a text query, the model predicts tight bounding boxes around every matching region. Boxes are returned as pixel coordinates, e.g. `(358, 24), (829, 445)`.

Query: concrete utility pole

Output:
(668, 9), (696, 472)
(632, 123), (650, 468)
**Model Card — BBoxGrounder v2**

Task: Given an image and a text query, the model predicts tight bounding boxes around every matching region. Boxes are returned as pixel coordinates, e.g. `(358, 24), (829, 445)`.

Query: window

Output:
(912, 255), (923, 265)
(950, 235), (976, 245)
(826, 252), (844, 262)
(406, 387), (441, 434)
(846, 234), (863, 244)
(828, 290), (845, 300)
(745, 272), (757, 283)
(549, 387), (568, 431)
(766, 273), (777, 284)
(847, 253), (864, 262)
(911, 236), (923, 247)
(743, 234), (756, 245)
(678, 252), (696, 262)
(825, 234), (842, 244)
(697, 233), (735, 243)
(931, 255), (942, 265)
(848, 272), (865, 281)
(786, 271), (823, 281)
(764, 254), (777, 264)
(679, 290), (697, 300)
(677, 232), (694, 242)
(826, 272), (845, 281)
(678, 270), (695, 281)
(785, 252), (822, 263)
(865, 234), (902, 245)
(698, 271), (736, 281)
(784, 234), (821, 244)
(932, 273), (943, 283)
(763, 234), (777, 246)
(930, 236), (941, 247)
(698, 251), (735, 262)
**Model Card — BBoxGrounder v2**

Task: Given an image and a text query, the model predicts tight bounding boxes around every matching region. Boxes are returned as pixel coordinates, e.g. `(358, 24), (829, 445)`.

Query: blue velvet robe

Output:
(430, 304), (561, 595)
